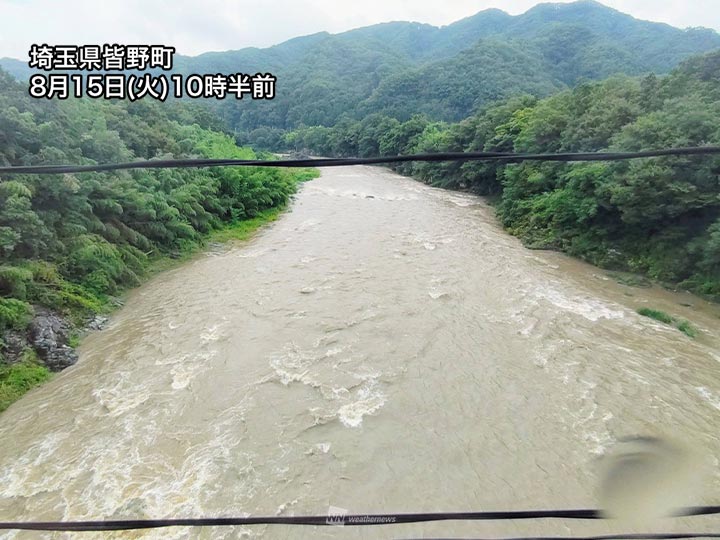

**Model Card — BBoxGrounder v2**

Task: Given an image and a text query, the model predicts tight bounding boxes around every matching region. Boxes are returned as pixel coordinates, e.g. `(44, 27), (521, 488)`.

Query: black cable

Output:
(402, 535), (720, 540)
(1, 506), (719, 532)
(1, 146), (720, 175)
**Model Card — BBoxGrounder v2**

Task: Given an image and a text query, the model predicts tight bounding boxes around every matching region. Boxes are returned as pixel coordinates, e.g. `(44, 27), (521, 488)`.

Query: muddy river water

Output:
(1, 166), (719, 539)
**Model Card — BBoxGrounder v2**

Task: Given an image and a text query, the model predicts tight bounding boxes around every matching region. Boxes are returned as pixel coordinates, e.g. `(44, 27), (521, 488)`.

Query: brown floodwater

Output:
(1, 166), (719, 539)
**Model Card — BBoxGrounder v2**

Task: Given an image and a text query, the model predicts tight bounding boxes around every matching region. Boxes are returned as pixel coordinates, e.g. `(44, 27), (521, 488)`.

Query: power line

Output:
(1, 146), (720, 175)
(1, 506), (719, 532)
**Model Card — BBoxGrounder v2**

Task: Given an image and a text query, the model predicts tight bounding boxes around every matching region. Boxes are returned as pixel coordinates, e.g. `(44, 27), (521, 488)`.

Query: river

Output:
(1, 165), (719, 539)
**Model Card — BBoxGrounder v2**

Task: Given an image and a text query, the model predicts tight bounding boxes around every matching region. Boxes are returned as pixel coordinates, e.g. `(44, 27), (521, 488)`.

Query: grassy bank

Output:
(637, 307), (699, 338)
(0, 168), (318, 414)
(207, 207), (285, 243)
(0, 350), (51, 413)
(133, 182), (316, 284)
(146, 206), (289, 275)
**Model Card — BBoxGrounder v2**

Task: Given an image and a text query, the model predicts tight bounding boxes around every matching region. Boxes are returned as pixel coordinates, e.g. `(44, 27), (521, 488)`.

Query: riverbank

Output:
(2, 165), (718, 539)
(0, 170), (318, 414)
(281, 54), (720, 303)
(390, 162), (720, 309)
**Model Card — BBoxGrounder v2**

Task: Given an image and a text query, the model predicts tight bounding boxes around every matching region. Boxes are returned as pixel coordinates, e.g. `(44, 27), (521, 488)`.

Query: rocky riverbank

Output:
(0, 201), (310, 413)
(0, 300), (115, 411)
(2, 308), (111, 372)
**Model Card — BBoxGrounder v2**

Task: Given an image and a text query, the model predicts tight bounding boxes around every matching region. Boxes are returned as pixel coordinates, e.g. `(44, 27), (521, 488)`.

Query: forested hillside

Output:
(5, 1), (715, 135)
(283, 51), (720, 299)
(145, 0), (720, 131)
(0, 66), (315, 406)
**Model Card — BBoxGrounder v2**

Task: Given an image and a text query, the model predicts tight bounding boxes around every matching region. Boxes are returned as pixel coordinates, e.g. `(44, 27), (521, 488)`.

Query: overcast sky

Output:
(1, 0), (719, 60)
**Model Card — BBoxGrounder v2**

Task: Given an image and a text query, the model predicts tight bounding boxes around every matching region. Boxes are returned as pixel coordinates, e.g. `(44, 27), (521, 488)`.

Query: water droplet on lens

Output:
(598, 435), (701, 522)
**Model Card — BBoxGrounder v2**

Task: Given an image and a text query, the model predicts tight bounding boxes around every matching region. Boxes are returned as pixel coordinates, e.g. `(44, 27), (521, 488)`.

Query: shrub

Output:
(637, 307), (699, 338)
(0, 355), (52, 412)
(0, 298), (33, 331)
(636, 307), (673, 324)
(676, 320), (698, 338)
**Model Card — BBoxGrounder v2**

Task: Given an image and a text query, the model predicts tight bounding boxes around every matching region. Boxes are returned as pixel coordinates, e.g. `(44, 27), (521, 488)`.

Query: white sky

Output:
(1, 0), (718, 60)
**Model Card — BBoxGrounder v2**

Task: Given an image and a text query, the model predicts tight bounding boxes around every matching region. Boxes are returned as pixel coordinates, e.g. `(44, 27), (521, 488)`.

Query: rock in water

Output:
(86, 315), (109, 331)
(29, 308), (78, 371)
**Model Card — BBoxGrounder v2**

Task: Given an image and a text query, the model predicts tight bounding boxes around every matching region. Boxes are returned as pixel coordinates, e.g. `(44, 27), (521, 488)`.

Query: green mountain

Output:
(179, 0), (720, 130)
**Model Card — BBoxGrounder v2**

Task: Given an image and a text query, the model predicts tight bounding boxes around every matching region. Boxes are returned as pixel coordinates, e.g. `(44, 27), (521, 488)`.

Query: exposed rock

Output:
(42, 345), (78, 371)
(86, 315), (109, 331)
(2, 331), (28, 364)
(28, 308), (78, 371)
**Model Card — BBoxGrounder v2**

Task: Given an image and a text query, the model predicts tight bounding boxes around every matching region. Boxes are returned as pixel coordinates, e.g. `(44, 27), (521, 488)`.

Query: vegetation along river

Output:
(1, 165), (720, 539)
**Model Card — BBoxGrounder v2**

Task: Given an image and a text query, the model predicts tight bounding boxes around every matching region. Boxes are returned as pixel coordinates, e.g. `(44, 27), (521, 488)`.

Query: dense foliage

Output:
(0, 350), (51, 412)
(5, 1), (710, 134)
(282, 52), (720, 299)
(0, 67), (315, 342)
(202, 1), (720, 131)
